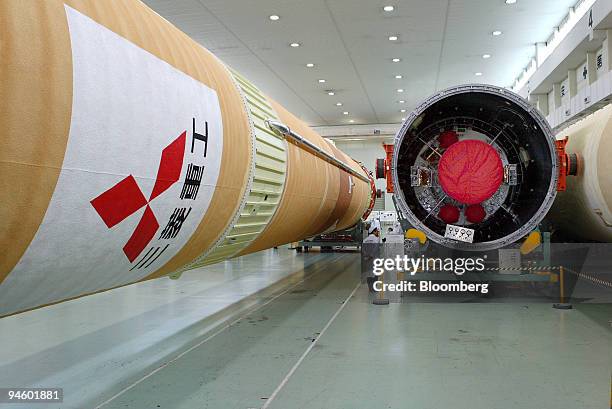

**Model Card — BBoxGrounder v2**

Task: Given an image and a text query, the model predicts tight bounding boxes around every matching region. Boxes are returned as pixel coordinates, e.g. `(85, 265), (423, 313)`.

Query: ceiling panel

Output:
(143, 0), (578, 126)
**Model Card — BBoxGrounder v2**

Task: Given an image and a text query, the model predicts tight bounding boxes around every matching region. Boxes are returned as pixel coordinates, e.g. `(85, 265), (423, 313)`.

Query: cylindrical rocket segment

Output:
(0, 0), (373, 316)
(392, 84), (558, 250)
(549, 104), (612, 241)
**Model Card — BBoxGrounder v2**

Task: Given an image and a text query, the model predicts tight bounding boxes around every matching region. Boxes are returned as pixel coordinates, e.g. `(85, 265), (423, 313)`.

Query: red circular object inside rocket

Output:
(438, 130), (459, 149)
(438, 204), (460, 224)
(437, 139), (503, 205)
(465, 204), (487, 223)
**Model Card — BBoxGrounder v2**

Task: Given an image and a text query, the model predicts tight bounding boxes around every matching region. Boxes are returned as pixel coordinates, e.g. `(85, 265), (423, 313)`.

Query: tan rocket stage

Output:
(0, 0), (375, 317)
(550, 104), (612, 242)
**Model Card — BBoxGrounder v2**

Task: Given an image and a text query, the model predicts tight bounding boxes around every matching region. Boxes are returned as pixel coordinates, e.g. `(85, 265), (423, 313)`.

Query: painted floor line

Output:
(261, 279), (361, 409)
(94, 263), (333, 409)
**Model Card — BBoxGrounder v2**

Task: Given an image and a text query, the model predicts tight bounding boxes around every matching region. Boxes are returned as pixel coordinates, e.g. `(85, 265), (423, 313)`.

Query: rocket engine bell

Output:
(388, 85), (559, 250)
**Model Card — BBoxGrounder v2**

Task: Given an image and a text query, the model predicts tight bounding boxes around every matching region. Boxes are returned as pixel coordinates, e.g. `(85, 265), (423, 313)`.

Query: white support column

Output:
(568, 69), (577, 98)
(553, 82), (563, 109)
(536, 94), (549, 116)
(605, 30), (612, 73)
(586, 52), (597, 85)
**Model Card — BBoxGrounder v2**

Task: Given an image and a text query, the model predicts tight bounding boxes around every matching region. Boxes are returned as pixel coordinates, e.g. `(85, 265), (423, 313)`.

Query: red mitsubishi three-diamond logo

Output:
(90, 132), (186, 262)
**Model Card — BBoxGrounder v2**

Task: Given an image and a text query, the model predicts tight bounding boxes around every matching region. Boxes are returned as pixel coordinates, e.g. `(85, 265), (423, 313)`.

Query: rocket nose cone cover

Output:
(437, 139), (503, 205)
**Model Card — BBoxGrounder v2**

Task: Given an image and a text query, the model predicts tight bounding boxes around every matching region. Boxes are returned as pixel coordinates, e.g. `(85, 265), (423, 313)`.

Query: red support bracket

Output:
(358, 162), (377, 221)
(375, 143), (395, 193)
(555, 136), (579, 192)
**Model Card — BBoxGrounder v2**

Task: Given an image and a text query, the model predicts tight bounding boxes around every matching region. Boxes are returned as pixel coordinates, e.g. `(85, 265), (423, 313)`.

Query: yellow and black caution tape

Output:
(483, 266), (560, 272)
(424, 265), (612, 288)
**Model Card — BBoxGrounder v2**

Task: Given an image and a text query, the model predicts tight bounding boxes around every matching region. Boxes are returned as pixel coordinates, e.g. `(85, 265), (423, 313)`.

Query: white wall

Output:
(334, 138), (396, 211)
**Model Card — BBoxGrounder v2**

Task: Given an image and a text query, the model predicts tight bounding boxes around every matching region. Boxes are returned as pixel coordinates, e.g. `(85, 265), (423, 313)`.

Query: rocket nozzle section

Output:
(391, 84), (558, 251)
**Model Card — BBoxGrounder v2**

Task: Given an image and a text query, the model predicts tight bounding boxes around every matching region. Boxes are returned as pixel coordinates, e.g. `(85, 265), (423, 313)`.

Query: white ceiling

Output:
(143, 0), (578, 126)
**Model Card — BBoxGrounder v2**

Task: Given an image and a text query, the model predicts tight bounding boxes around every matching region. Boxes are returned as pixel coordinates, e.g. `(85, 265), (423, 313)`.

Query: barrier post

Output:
(373, 272), (389, 305)
(553, 266), (572, 309)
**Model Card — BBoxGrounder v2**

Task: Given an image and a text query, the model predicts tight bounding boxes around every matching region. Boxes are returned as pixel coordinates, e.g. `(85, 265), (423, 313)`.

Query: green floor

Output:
(101, 252), (611, 409)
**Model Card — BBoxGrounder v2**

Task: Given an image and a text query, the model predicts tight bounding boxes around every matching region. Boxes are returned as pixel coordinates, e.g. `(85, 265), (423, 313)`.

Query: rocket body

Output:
(549, 104), (612, 241)
(0, 1), (372, 316)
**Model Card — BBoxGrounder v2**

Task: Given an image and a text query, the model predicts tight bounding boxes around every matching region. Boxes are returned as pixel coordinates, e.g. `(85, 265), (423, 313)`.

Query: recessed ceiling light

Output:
(327, 91), (335, 96)
(401, 117), (406, 121)
(392, 58), (401, 62)
(269, 15), (280, 21)
(383, 5), (395, 11)
(475, 72), (483, 76)
(505, 0), (517, 4)
(306, 63), (315, 68)
(318, 79), (326, 83)
(397, 88), (404, 93)
(492, 30), (502, 36)
(482, 54), (491, 59)
(400, 109), (406, 113)
(395, 75), (403, 79)
(290, 42), (300, 47)
(336, 102), (343, 106)
(343, 111), (349, 115)
(398, 100), (405, 103)
(388, 35), (398, 41)
(349, 119), (355, 123)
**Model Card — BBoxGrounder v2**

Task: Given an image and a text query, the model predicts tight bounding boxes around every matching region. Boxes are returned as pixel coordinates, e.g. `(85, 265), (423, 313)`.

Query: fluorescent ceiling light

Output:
(343, 111), (349, 115)
(318, 79), (326, 83)
(475, 72), (483, 76)
(383, 5), (395, 12)
(269, 15), (280, 21)
(306, 63), (315, 68)
(395, 75), (403, 79)
(482, 54), (491, 59)
(397, 88), (404, 93)
(336, 102), (343, 106)
(388, 35), (398, 41)
(492, 30), (502, 36)
(290, 42), (300, 47)
(392, 58), (401, 62)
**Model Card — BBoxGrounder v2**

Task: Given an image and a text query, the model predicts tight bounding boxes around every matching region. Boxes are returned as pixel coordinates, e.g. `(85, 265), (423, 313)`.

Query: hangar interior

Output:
(0, 1), (611, 408)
